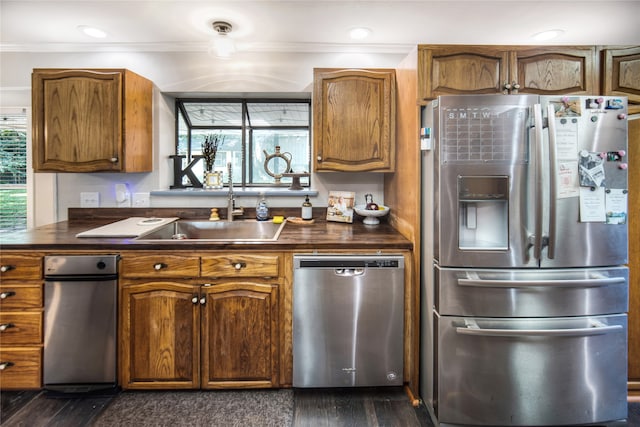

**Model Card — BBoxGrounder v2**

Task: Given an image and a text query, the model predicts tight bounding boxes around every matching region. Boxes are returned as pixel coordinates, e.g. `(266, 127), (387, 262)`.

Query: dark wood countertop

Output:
(0, 208), (412, 251)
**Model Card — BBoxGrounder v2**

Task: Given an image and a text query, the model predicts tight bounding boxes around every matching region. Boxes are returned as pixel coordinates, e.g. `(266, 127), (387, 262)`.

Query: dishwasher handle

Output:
(335, 268), (365, 277)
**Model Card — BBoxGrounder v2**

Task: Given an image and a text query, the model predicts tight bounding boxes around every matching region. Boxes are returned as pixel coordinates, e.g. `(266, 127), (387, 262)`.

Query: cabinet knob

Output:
(0, 265), (13, 273)
(511, 82), (520, 94)
(153, 263), (167, 271)
(199, 297), (206, 305)
(0, 323), (14, 332)
(233, 262), (245, 270)
(316, 156), (322, 162)
(191, 296), (198, 304)
(0, 291), (15, 299)
(0, 362), (14, 370)
(110, 157), (119, 163)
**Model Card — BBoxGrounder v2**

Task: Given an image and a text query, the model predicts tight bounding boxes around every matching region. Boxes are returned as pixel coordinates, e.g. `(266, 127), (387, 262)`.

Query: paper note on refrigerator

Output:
(557, 161), (580, 198)
(605, 189), (628, 225)
(579, 187), (606, 222)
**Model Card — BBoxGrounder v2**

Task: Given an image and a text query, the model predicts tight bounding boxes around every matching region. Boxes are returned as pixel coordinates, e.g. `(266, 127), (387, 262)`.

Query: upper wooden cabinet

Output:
(32, 68), (153, 172)
(601, 46), (640, 109)
(313, 68), (396, 172)
(418, 45), (596, 99)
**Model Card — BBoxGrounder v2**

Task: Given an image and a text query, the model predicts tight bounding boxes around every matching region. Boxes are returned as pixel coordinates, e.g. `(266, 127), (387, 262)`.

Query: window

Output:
(175, 98), (311, 188)
(0, 109), (27, 232)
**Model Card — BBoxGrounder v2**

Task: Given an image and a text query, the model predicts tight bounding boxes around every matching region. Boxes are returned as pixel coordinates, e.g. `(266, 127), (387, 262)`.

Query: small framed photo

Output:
(326, 191), (355, 223)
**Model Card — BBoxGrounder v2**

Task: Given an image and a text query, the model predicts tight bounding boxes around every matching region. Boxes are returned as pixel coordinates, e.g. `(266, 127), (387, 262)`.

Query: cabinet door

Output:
(601, 46), (640, 107)
(201, 282), (278, 388)
(511, 46), (596, 95)
(313, 68), (396, 172)
(120, 281), (200, 389)
(418, 45), (509, 98)
(32, 69), (123, 172)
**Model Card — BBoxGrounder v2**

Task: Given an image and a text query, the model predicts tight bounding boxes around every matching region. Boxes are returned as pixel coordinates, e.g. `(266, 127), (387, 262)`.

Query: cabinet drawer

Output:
(121, 255), (200, 278)
(0, 284), (43, 309)
(201, 254), (280, 278)
(0, 347), (42, 389)
(0, 254), (42, 280)
(0, 312), (43, 345)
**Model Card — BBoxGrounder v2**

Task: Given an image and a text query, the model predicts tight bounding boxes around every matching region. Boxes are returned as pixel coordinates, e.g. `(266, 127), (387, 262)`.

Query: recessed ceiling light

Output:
(77, 25), (107, 39)
(532, 29), (564, 41)
(349, 27), (371, 40)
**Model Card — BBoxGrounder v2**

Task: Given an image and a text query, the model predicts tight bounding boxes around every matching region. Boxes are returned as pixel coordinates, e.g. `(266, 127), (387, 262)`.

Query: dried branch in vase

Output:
(202, 134), (224, 172)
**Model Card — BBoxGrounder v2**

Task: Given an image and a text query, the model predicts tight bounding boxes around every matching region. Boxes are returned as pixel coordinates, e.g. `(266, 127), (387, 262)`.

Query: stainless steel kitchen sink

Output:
(134, 220), (286, 242)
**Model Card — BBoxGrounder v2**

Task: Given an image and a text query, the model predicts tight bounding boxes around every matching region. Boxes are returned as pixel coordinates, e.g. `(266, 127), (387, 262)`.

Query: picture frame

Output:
(326, 190), (355, 223)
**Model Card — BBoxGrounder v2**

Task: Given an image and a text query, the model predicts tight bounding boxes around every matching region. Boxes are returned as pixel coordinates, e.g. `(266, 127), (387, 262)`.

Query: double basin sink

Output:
(135, 220), (286, 242)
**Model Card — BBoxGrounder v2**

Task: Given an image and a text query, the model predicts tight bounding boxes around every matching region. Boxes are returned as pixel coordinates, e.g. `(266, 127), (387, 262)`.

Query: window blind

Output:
(0, 110), (27, 232)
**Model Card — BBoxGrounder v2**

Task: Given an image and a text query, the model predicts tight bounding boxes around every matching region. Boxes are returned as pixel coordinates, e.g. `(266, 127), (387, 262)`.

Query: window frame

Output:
(174, 97), (311, 188)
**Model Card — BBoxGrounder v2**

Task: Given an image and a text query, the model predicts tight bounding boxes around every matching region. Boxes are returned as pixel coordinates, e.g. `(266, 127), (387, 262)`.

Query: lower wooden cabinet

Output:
(201, 282), (279, 389)
(0, 253), (44, 390)
(119, 251), (283, 390)
(120, 281), (200, 389)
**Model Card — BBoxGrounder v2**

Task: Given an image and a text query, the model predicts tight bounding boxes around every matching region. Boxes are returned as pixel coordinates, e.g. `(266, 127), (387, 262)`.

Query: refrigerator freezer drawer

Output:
(436, 265), (628, 317)
(436, 313), (628, 426)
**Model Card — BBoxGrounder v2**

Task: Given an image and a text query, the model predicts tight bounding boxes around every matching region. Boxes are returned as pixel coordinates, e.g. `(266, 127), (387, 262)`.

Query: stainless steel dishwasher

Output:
(43, 254), (118, 393)
(293, 254), (404, 387)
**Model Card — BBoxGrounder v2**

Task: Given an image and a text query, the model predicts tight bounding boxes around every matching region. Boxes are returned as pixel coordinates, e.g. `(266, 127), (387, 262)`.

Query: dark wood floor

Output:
(0, 387), (433, 427)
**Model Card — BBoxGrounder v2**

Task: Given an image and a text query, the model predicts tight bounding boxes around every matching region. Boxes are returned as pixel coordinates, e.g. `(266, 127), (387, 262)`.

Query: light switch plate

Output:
(80, 192), (100, 207)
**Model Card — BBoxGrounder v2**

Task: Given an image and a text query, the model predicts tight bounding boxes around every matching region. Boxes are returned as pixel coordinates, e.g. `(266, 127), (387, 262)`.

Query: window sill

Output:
(151, 188), (319, 198)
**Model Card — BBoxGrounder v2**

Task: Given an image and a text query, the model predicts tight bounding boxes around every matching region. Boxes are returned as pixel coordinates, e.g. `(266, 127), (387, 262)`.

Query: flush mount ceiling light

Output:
(349, 27), (371, 40)
(532, 29), (564, 41)
(77, 25), (107, 39)
(211, 21), (236, 58)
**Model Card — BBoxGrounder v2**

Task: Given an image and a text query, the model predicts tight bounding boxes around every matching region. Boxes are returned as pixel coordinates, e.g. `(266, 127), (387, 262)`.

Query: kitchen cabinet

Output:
(313, 68), (396, 172)
(32, 68), (153, 172)
(0, 253), (44, 390)
(121, 281), (200, 389)
(119, 252), (281, 390)
(201, 282), (278, 388)
(627, 116), (640, 397)
(418, 45), (596, 98)
(601, 46), (640, 113)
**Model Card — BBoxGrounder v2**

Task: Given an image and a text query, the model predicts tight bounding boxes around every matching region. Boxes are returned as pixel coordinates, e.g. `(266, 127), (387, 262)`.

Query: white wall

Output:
(0, 50), (407, 224)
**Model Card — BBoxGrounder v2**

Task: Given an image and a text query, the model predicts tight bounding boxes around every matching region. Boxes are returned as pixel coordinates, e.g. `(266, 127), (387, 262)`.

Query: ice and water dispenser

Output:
(458, 176), (509, 250)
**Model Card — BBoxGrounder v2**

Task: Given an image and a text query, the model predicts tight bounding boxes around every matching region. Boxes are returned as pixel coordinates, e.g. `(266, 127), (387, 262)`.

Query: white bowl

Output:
(354, 205), (390, 225)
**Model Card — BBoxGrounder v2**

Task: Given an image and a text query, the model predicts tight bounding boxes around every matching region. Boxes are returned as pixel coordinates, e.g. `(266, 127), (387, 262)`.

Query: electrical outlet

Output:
(80, 192), (100, 207)
(133, 192), (151, 207)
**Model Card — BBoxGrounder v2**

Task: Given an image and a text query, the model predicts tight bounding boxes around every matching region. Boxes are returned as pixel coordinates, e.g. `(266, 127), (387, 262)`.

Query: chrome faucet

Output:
(227, 162), (243, 221)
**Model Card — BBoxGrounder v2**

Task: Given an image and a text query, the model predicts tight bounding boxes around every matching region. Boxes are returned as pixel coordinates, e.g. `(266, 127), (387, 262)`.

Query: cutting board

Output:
(76, 217), (179, 238)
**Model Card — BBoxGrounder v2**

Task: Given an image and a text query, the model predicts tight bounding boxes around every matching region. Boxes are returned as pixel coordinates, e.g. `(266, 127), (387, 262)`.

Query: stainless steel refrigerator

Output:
(420, 94), (629, 426)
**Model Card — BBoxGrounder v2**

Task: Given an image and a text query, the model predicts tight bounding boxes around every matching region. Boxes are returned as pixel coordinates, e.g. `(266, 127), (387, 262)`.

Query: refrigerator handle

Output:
(533, 104), (544, 260)
(457, 276), (626, 288)
(456, 321), (623, 337)
(546, 104), (558, 259)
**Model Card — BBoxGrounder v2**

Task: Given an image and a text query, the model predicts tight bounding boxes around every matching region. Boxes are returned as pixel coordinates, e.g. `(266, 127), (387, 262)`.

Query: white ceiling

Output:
(1, 0), (639, 57)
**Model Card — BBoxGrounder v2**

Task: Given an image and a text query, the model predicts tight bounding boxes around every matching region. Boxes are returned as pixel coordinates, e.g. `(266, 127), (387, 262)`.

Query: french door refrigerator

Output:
(420, 94), (629, 426)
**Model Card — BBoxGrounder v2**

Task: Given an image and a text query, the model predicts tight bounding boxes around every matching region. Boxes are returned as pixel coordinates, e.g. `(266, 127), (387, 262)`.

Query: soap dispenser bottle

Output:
(256, 193), (269, 221)
(301, 195), (313, 220)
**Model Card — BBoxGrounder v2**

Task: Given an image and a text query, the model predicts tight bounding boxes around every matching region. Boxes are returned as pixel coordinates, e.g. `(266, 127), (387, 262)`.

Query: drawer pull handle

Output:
(0, 291), (16, 299)
(233, 262), (246, 270)
(0, 362), (14, 370)
(0, 323), (14, 331)
(0, 265), (14, 273)
(191, 296), (199, 304)
(154, 263), (167, 271)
